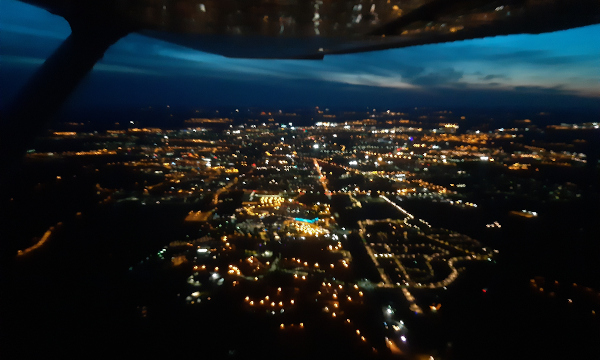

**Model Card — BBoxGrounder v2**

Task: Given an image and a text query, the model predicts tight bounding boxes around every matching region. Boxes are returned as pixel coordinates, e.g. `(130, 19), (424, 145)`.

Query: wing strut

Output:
(0, 16), (131, 267)
(1, 16), (131, 186)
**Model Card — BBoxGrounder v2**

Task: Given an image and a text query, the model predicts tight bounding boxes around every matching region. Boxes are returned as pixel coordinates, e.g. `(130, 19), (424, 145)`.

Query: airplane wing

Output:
(19, 0), (600, 59)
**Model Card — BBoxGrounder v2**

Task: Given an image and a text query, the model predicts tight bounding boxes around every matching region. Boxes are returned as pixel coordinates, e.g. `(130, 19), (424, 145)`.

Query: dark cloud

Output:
(513, 85), (571, 95)
(322, 56), (426, 81)
(447, 82), (469, 89)
(485, 50), (593, 66)
(533, 54), (597, 65)
(378, 62), (426, 80)
(410, 68), (463, 86)
(489, 50), (546, 61)
(481, 74), (508, 81)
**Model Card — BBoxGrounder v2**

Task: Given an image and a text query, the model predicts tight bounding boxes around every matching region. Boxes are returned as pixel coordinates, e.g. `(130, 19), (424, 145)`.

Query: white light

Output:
(313, 144), (319, 149)
(401, 336), (406, 342)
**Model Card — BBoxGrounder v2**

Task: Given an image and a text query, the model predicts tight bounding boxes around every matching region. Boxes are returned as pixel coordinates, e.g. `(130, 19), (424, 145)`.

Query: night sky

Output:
(1, 0), (599, 112)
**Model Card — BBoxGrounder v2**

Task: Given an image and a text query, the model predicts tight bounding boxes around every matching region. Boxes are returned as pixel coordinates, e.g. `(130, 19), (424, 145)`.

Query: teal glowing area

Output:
(294, 217), (318, 224)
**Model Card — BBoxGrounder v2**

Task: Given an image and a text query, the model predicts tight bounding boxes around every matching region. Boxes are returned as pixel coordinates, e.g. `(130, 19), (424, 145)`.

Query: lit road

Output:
(313, 159), (331, 197)
(184, 210), (213, 222)
(212, 177), (238, 206)
(380, 195), (414, 219)
(185, 176), (238, 222)
(17, 223), (59, 256)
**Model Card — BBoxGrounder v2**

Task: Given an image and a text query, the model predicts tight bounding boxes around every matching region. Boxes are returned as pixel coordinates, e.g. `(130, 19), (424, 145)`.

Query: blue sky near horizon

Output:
(1, 0), (599, 111)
